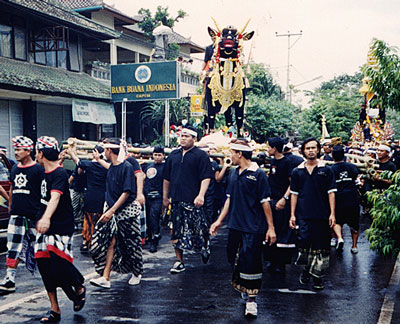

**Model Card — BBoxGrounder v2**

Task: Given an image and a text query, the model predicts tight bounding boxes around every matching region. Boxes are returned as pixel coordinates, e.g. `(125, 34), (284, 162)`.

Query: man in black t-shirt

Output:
(283, 142), (304, 169)
(321, 139), (333, 161)
(163, 125), (213, 273)
(265, 137), (296, 273)
(290, 138), (336, 290)
(374, 143), (397, 190)
(90, 138), (143, 289)
(331, 146), (360, 254)
(0, 136), (44, 293)
(67, 146), (107, 252)
(35, 136), (85, 322)
(143, 146), (165, 253)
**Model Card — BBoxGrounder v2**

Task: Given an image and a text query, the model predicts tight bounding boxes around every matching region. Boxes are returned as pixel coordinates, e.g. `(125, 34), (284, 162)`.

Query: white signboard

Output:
(72, 99), (116, 125)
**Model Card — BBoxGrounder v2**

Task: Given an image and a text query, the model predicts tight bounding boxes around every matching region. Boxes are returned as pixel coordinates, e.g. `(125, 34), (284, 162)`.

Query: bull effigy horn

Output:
(239, 18), (251, 35)
(211, 17), (222, 33)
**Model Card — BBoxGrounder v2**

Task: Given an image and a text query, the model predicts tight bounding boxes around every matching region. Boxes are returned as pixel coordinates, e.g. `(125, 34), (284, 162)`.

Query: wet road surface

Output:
(0, 217), (397, 324)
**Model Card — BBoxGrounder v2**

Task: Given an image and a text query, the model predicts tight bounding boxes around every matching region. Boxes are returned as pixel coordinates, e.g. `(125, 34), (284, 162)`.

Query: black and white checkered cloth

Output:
(11, 136), (34, 149)
(36, 136), (58, 151)
(6, 215), (37, 268)
(34, 233), (74, 263)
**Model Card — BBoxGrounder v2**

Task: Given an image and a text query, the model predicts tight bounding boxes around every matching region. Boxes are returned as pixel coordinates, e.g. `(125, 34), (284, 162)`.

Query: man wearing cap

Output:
(143, 146), (165, 253)
(289, 137), (336, 290)
(66, 146), (108, 252)
(0, 136), (44, 293)
(374, 143), (397, 190)
(210, 138), (276, 318)
(35, 136), (85, 322)
(163, 125), (213, 273)
(265, 137), (296, 273)
(90, 138), (143, 288)
(321, 139), (333, 161)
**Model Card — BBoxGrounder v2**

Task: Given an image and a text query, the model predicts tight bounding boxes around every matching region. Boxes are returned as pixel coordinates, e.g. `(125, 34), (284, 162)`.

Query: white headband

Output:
(378, 144), (391, 152)
(181, 128), (197, 137)
(103, 143), (120, 149)
(230, 143), (253, 152)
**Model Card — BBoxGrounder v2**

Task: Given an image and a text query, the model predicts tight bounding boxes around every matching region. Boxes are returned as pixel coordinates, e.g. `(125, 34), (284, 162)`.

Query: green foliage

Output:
(366, 170), (400, 257)
(362, 39), (400, 111)
(298, 73), (363, 143)
(245, 93), (300, 143)
(138, 6), (187, 41)
(386, 108), (400, 139)
(244, 63), (282, 98)
(166, 43), (181, 61)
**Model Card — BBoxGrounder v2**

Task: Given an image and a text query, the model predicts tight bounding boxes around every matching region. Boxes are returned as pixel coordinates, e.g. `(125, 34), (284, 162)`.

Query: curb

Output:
(377, 253), (400, 324)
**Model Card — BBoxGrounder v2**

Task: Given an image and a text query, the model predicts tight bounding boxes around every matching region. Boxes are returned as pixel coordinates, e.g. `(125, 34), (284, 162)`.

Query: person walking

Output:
(143, 146), (165, 253)
(289, 137), (336, 290)
(330, 146), (361, 254)
(210, 138), (276, 318)
(35, 136), (85, 323)
(163, 125), (213, 273)
(89, 138), (143, 288)
(0, 136), (43, 293)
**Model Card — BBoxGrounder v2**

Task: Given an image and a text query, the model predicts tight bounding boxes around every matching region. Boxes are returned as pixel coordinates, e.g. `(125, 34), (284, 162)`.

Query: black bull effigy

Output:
(203, 19), (254, 136)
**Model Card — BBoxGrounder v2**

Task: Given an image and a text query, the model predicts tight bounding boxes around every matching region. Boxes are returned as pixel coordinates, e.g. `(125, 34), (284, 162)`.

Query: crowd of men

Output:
(0, 129), (398, 320)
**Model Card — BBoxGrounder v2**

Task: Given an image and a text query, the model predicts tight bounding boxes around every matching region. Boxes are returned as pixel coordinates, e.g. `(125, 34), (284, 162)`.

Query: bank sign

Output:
(111, 61), (180, 102)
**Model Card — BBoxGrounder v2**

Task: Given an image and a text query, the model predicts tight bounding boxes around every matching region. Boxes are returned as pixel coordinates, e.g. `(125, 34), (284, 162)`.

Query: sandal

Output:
(73, 285), (86, 312)
(40, 310), (61, 323)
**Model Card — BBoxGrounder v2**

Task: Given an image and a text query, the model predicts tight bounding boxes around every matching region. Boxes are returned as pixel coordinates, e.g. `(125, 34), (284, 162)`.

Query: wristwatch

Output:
(283, 195), (290, 201)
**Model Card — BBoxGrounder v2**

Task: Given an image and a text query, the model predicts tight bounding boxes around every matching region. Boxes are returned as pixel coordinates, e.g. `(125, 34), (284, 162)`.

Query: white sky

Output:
(110, 0), (400, 106)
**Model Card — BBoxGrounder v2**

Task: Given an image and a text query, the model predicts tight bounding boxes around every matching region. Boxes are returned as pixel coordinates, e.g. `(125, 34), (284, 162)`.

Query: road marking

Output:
(277, 288), (317, 295)
(102, 316), (140, 322)
(0, 232), (83, 256)
(377, 255), (400, 324)
(0, 270), (97, 313)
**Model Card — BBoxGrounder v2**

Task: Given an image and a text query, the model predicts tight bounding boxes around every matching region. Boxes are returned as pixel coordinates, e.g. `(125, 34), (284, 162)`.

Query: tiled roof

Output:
(0, 57), (110, 101)
(168, 32), (205, 53)
(57, 0), (101, 9)
(8, 0), (120, 39)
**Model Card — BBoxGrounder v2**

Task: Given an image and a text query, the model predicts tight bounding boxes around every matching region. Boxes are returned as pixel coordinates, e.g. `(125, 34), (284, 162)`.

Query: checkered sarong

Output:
(6, 215), (37, 269)
(90, 200), (143, 276)
(71, 189), (84, 227)
(34, 233), (74, 263)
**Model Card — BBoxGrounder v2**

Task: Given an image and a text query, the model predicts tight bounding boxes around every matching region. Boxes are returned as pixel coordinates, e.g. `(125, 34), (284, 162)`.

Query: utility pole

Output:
(276, 30), (302, 103)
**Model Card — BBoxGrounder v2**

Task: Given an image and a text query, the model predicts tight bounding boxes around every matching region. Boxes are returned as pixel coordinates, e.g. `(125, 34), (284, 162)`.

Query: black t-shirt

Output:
(38, 167), (74, 236)
(126, 156), (142, 198)
(105, 161), (136, 211)
(283, 152), (304, 170)
(226, 163), (271, 234)
(71, 165), (86, 193)
(163, 146), (213, 203)
(144, 162), (164, 196)
(322, 154), (333, 161)
(290, 161), (337, 220)
(375, 160), (397, 190)
(204, 44), (214, 63)
(268, 156), (292, 200)
(10, 163), (44, 219)
(331, 162), (359, 207)
(206, 159), (219, 197)
(78, 160), (108, 213)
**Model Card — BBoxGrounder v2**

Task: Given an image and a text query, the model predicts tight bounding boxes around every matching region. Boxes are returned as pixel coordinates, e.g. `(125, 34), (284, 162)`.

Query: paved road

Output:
(0, 217), (397, 324)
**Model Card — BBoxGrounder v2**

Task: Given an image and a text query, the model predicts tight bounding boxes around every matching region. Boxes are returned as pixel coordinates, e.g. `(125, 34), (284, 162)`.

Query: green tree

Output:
(362, 38), (400, 112)
(244, 63), (282, 98)
(366, 170), (400, 257)
(245, 94), (300, 143)
(138, 6), (187, 41)
(299, 73), (363, 143)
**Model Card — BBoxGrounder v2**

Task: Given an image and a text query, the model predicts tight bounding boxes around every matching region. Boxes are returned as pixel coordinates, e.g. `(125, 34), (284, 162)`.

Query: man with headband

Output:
(374, 143), (396, 190)
(90, 138), (143, 288)
(0, 136), (44, 293)
(35, 136), (85, 322)
(210, 138), (276, 318)
(163, 125), (213, 273)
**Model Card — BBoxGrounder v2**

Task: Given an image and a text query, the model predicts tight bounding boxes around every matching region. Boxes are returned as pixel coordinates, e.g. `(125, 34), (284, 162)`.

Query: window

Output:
(0, 24), (13, 58)
(14, 27), (26, 60)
